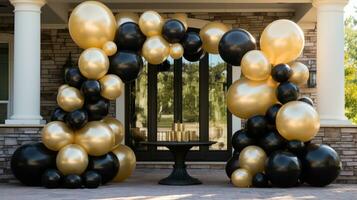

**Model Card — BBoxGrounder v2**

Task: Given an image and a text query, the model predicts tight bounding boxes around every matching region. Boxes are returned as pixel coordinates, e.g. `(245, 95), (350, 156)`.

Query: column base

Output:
(320, 118), (355, 127)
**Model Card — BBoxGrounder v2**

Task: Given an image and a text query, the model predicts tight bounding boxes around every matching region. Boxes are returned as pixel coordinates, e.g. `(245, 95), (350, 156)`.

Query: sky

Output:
(345, 0), (357, 18)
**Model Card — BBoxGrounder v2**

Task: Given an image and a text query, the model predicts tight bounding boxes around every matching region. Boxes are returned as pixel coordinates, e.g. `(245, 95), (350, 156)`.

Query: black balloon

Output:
(82, 170), (102, 188)
(109, 51), (143, 83)
(41, 169), (62, 188)
(87, 152), (120, 184)
(258, 131), (286, 154)
(11, 143), (56, 186)
(183, 49), (205, 62)
(115, 22), (146, 52)
(246, 115), (267, 138)
(181, 31), (202, 55)
(162, 19), (186, 43)
(265, 151), (301, 187)
(218, 28), (256, 66)
(231, 129), (255, 152)
(81, 80), (101, 102)
(51, 107), (67, 122)
(63, 174), (82, 189)
(265, 104), (282, 125)
(65, 67), (86, 89)
(302, 144), (341, 187)
(65, 109), (88, 129)
(287, 140), (306, 156)
(271, 64), (292, 83)
(252, 173), (269, 188)
(225, 154), (240, 179)
(299, 96), (314, 106)
(157, 60), (171, 72)
(85, 97), (110, 121)
(276, 82), (299, 104)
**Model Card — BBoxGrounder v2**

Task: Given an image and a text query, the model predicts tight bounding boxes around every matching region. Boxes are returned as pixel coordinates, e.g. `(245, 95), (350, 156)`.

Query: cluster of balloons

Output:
(11, 1), (136, 189)
(225, 19), (341, 188)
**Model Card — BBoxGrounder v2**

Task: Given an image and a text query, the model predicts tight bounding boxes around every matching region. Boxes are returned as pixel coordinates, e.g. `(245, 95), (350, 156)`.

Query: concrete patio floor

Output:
(1, 169), (356, 200)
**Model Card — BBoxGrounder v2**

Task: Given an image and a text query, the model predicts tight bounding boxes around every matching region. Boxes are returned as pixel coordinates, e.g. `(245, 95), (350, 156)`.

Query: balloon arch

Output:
(11, 1), (341, 189)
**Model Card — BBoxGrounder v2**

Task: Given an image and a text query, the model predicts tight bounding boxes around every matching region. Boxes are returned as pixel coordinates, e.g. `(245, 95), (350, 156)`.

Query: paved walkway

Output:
(1, 169), (356, 200)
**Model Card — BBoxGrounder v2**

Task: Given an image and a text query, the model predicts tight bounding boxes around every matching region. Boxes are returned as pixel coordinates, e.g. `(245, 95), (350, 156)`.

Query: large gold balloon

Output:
(260, 19), (305, 65)
(99, 74), (124, 100)
(142, 36), (170, 64)
(199, 22), (229, 54)
(139, 11), (164, 37)
(231, 168), (252, 188)
(68, 1), (116, 49)
(227, 78), (277, 119)
(276, 101), (320, 142)
(102, 116), (124, 149)
(241, 50), (271, 81)
(115, 12), (139, 27)
(239, 145), (267, 175)
(78, 48), (109, 80)
(75, 121), (115, 156)
(41, 121), (74, 151)
(112, 144), (136, 182)
(57, 86), (84, 112)
(289, 62), (309, 85)
(56, 144), (88, 175)
(169, 43), (184, 59)
(172, 13), (188, 30)
(102, 41), (117, 56)
(58, 84), (70, 92)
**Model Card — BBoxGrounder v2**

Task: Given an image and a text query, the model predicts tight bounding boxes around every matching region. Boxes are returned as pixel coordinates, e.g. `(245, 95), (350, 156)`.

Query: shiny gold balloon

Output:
(78, 48), (109, 80)
(115, 12), (139, 27)
(289, 62), (310, 85)
(41, 121), (74, 151)
(276, 101), (320, 142)
(57, 86), (84, 112)
(227, 78), (277, 119)
(139, 11), (164, 37)
(172, 13), (188, 30)
(142, 36), (170, 64)
(260, 19), (305, 65)
(68, 1), (116, 49)
(241, 50), (271, 81)
(169, 43), (184, 59)
(101, 116), (124, 149)
(56, 144), (88, 175)
(239, 145), (267, 175)
(58, 84), (70, 92)
(102, 41), (117, 56)
(99, 74), (124, 100)
(112, 144), (136, 182)
(199, 22), (229, 54)
(231, 168), (252, 188)
(75, 121), (115, 156)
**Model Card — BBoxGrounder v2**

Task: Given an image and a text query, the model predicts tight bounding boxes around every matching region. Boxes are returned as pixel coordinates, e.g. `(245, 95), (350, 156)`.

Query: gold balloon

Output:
(172, 13), (188, 30)
(41, 121), (74, 151)
(289, 62), (309, 85)
(78, 48), (109, 80)
(260, 19), (305, 65)
(199, 22), (229, 54)
(68, 1), (116, 49)
(142, 36), (170, 64)
(99, 74), (124, 100)
(56, 144), (88, 175)
(169, 43), (184, 59)
(102, 116), (124, 149)
(139, 11), (164, 37)
(102, 41), (117, 56)
(115, 12), (139, 27)
(276, 101), (320, 142)
(75, 121), (115, 156)
(241, 50), (271, 81)
(58, 84), (69, 92)
(231, 168), (252, 188)
(57, 86), (84, 112)
(112, 144), (136, 182)
(226, 78), (277, 119)
(239, 145), (267, 175)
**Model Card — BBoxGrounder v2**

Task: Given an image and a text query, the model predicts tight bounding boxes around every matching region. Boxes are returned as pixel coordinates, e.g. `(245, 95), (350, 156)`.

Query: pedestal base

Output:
(159, 165), (201, 185)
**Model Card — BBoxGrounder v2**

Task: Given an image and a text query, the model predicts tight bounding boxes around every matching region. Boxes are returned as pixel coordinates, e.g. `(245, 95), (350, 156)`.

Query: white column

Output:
(313, 0), (351, 126)
(6, 0), (46, 125)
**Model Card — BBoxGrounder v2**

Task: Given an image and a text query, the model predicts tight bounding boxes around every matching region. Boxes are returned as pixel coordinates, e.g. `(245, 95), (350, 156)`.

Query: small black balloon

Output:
(63, 174), (82, 189)
(65, 67), (86, 89)
(231, 129), (255, 152)
(287, 140), (306, 156)
(252, 173), (269, 188)
(299, 96), (314, 106)
(41, 169), (62, 188)
(51, 107), (67, 122)
(183, 49), (206, 62)
(225, 154), (240, 179)
(162, 19), (186, 43)
(157, 60), (171, 72)
(271, 64), (292, 83)
(85, 98), (110, 121)
(82, 170), (102, 189)
(110, 51), (143, 83)
(246, 115), (267, 138)
(265, 104), (282, 125)
(81, 80), (101, 102)
(276, 82), (299, 104)
(218, 28), (257, 66)
(11, 143), (56, 186)
(115, 22), (146, 52)
(65, 109), (88, 129)
(258, 131), (286, 154)
(265, 151), (301, 187)
(181, 32), (202, 55)
(87, 152), (120, 184)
